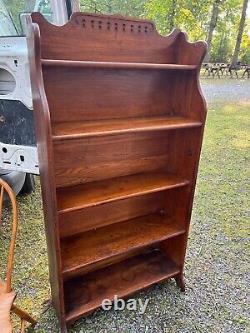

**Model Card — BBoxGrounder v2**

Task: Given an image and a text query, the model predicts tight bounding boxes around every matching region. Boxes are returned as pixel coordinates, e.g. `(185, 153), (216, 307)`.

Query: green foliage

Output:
(3, 0), (250, 63)
(80, 0), (146, 17)
(240, 28), (250, 63)
(79, 0), (250, 64)
(3, 0), (25, 30)
(3, 0), (42, 32)
(209, 0), (243, 62)
(144, 0), (174, 34)
(145, 0), (211, 40)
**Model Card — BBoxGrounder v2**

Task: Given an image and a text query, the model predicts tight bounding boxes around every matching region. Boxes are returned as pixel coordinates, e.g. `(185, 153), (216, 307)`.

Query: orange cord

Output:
(0, 179), (18, 294)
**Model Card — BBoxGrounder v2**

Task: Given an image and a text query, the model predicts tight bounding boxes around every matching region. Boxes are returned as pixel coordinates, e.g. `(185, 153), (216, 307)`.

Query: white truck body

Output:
(0, 0), (71, 177)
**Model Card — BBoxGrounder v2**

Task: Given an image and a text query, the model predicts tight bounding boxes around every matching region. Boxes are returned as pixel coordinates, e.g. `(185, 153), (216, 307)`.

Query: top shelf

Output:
(42, 59), (197, 71)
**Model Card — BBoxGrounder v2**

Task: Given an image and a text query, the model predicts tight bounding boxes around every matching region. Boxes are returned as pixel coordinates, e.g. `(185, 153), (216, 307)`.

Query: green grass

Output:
(0, 93), (249, 333)
(196, 100), (249, 237)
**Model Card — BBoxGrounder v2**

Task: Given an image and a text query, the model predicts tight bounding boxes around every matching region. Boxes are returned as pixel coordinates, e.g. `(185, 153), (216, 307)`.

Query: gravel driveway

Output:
(201, 78), (250, 104)
(0, 78), (249, 333)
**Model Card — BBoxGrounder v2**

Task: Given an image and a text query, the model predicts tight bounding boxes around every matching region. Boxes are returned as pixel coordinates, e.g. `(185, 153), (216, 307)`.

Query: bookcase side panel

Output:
(27, 19), (66, 331)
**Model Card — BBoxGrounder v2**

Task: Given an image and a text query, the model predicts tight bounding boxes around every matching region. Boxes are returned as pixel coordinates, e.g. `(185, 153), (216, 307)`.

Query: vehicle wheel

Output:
(20, 173), (35, 195)
(1, 170), (26, 196)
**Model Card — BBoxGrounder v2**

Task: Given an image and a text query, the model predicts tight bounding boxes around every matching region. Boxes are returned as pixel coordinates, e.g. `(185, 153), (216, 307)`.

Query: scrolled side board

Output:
(27, 11), (207, 332)
(26, 15), (67, 332)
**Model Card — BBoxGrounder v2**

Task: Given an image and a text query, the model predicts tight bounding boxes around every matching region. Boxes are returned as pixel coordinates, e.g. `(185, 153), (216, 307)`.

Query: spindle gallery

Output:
(28, 11), (206, 332)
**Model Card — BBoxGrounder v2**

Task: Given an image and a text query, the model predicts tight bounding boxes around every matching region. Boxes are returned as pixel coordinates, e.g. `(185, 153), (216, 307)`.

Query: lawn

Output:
(0, 79), (249, 333)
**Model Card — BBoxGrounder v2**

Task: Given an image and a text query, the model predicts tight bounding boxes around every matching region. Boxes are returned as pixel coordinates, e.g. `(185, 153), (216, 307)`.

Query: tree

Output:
(231, 0), (249, 65)
(204, 0), (224, 62)
(145, 0), (180, 34)
(145, 0), (212, 40)
(239, 28), (250, 63)
(77, 0), (248, 64)
(209, 0), (243, 62)
(80, 0), (146, 17)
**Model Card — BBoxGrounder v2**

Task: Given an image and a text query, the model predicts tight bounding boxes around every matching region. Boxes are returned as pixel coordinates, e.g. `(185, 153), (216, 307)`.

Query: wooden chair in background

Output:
(0, 178), (37, 333)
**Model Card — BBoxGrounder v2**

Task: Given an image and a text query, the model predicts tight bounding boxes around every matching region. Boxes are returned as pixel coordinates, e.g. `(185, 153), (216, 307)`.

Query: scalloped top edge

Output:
(30, 12), (183, 41)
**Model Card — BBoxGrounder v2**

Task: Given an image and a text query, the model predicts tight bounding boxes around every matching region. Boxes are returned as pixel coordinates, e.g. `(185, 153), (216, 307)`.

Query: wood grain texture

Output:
(57, 172), (189, 213)
(43, 67), (175, 123)
(30, 13), (179, 62)
(53, 132), (172, 187)
(61, 213), (185, 279)
(59, 191), (175, 238)
(28, 11), (207, 331)
(42, 59), (197, 70)
(64, 250), (180, 325)
(52, 116), (202, 140)
(26, 15), (66, 332)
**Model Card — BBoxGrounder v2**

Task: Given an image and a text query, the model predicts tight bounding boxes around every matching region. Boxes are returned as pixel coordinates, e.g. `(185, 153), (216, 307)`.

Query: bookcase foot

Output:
(28, 11), (206, 327)
(174, 274), (185, 292)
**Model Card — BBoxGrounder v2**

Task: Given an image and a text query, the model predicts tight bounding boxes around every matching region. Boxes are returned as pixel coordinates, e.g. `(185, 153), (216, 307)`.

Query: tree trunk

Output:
(204, 0), (221, 62)
(169, 0), (177, 32)
(218, 31), (225, 62)
(231, 0), (249, 65)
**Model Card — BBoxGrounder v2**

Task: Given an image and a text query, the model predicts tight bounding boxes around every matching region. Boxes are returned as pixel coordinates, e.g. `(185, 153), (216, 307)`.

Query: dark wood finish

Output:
(58, 189), (184, 238)
(27, 11), (207, 332)
(44, 68), (176, 123)
(57, 172), (189, 212)
(64, 250), (180, 325)
(53, 132), (173, 187)
(42, 59), (197, 70)
(53, 116), (202, 140)
(61, 213), (185, 279)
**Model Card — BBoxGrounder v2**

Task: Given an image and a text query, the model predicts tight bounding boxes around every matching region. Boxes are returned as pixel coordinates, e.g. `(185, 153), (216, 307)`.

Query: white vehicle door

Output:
(0, 0), (69, 174)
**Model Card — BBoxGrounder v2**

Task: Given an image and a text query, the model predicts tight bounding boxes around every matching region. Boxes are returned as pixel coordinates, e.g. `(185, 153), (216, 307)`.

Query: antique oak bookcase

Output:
(28, 12), (207, 332)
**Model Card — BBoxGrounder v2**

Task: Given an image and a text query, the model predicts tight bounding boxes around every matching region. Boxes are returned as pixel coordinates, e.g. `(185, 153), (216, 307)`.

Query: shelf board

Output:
(61, 213), (185, 279)
(57, 172), (189, 213)
(42, 59), (197, 71)
(64, 250), (180, 325)
(52, 116), (202, 140)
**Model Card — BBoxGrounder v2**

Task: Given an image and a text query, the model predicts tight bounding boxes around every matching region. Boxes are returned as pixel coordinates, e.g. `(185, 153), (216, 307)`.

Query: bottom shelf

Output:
(64, 250), (180, 325)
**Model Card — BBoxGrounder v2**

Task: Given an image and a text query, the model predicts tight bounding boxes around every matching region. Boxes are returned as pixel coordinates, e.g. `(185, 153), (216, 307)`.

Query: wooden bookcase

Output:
(28, 12), (207, 332)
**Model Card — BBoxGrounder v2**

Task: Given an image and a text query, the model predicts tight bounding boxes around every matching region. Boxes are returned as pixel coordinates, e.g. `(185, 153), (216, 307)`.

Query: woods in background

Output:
(80, 0), (250, 64)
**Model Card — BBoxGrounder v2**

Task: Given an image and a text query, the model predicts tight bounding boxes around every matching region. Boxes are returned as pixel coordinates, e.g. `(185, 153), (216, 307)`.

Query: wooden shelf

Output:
(52, 116), (202, 140)
(42, 59), (197, 71)
(57, 172), (189, 213)
(64, 250), (180, 324)
(29, 11), (207, 330)
(61, 213), (185, 279)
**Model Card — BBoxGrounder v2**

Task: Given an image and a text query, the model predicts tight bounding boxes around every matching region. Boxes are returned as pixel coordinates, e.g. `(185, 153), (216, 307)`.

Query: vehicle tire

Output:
(20, 173), (35, 195)
(1, 170), (26, 196)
